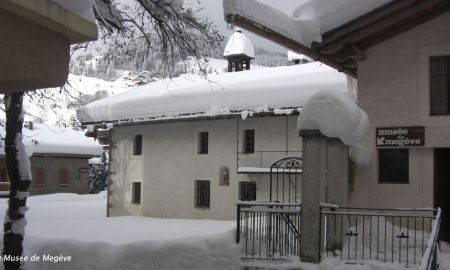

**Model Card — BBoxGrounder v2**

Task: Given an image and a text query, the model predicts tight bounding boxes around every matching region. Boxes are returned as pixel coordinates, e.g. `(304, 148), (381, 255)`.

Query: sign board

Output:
(376, 126), (425, 147)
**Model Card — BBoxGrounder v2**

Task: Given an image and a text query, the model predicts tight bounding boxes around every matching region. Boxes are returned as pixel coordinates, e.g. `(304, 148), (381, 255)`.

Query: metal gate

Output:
(269, 157), (302, 203)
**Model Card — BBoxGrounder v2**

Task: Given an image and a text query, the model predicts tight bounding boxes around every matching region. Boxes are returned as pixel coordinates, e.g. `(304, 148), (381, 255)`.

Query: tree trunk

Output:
(3, 92), (31, 270)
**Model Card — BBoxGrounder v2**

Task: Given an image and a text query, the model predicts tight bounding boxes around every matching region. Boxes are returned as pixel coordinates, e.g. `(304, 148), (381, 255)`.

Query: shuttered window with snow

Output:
(431, 56), (450, 114)
(35, 169), (45, 186)
(59, 169), (69, 186)
(133, 135), (143, 156)
(243, 129), (255, 154)
(198, 131), (209, 155)
(132, 182), (141, 204)
(195, 180), (210, 208)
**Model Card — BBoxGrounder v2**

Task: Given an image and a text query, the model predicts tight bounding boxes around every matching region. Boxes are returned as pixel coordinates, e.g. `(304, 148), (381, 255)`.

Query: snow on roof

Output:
(51, 0), (95, 22)
(223, 28), (255, 58)
(224, 0), (393, 47)
(0, 123), (102, 157)
(287, 51), (312, 62)
(77, 62), (348, 124)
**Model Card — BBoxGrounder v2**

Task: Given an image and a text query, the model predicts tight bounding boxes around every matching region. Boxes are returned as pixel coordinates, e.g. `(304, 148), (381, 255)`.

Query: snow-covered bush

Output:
(88, 152), (108, 194)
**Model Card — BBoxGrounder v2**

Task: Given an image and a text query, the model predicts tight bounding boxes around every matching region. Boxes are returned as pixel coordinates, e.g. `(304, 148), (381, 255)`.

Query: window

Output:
(243, 129), (255, 154)
(430, 56), (450, 114)
(133, 135), (142, 155)
(195, 180), (210, 208)
(239, 182), (256, 201)
(35, 169), (45, 186)
(198, 132), (209, 154)
(59, 169), (68, 186)
(0, 169), (7, 182)
(378, 149), (409, 184)
(132, 182), (141, 204)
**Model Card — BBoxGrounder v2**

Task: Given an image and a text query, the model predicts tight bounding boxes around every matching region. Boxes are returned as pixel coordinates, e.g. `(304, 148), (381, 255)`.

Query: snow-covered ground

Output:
(0, 192), (239, 270)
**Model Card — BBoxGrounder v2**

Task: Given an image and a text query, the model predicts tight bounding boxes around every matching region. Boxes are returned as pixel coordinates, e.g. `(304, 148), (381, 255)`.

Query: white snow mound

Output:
(297, 90), (369, 145)
(349, 143), (370, 167)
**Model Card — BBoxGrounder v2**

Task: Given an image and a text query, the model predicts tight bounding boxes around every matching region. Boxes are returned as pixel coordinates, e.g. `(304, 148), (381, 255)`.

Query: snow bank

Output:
(223, 28), (255, 58)
(51, 0), (95, 22)
(287, 51), (312, 62)
(297, 90), (368, 145)
(78, 62), (348, 124)
(20, 230), (240, 270)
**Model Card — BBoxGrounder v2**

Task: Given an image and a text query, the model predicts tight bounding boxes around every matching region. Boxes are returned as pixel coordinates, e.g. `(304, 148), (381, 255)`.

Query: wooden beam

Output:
(228, 15), (357, 78)
(315, 0), (450, 54)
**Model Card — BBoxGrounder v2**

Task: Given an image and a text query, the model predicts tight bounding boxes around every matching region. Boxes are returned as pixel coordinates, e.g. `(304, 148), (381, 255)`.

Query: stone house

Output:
(77, 30), (349, 220)
(0, 122), (103, 195)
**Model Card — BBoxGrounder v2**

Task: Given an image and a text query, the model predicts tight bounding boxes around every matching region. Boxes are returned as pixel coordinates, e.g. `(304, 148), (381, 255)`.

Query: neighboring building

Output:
(224, 0), (450, 264)
(0, 0), (97, 92)
(78, 30), (349, 220)
(0, 122), (103, 195)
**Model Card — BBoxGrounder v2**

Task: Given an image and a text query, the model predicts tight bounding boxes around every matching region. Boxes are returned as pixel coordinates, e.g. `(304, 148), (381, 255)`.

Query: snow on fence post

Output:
(299, 130), (327, 263)
(2, 92), (32, 270)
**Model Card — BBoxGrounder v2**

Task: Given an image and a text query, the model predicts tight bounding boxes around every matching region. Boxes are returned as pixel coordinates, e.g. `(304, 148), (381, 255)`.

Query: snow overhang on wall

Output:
(0, 0), (98, 92)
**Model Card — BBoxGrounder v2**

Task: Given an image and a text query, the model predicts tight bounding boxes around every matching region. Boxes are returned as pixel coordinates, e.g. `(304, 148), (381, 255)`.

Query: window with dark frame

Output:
(59, 169), (69, 186)
(430, 56), (450, 114)
(35, 169), (45, 186)
(239, 182), (256, 201)
(195, 180), (210, 208)
(132, 182), (141, 204)
(133, 135), (143, 156)
(198, 131), (209, 154)
(378, 149), (409, 184)
(243, 129), (255, 154)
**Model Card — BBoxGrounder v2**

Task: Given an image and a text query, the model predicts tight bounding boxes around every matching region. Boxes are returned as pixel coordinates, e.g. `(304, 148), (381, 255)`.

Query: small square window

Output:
(243, 129), (255, 154)
(198, 132), (209, 155)
(35, 169), (45, 186)
(132, 182), (141, 204)
(59, 169), (69, 186)
(378, 149), (409, 184)
(195, 180), (210, 208)
(133, 135), (142, 156)
(239, 182), (256, 201)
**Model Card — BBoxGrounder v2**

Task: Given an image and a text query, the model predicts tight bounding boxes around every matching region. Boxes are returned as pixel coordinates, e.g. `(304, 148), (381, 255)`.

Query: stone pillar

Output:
(326, 138), (349, 207)
(325, 138), (349, 250)
(299, 130), (327, 263)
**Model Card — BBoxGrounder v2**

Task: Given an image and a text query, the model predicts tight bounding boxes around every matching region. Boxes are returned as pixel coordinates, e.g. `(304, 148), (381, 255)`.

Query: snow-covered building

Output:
(224, 0), (448, 266)
(78, 30), (348, 220)
(0, 122), (103, 195)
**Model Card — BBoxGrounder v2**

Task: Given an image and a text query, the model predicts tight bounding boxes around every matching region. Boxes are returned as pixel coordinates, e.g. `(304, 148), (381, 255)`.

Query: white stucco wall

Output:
(108, 115), (302, 220)
(353, 11), (450, 209)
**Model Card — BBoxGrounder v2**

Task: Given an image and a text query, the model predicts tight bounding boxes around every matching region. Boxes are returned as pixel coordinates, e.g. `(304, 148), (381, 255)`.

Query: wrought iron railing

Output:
(237, 202), (301, 260)
(320, 206), (439, 267)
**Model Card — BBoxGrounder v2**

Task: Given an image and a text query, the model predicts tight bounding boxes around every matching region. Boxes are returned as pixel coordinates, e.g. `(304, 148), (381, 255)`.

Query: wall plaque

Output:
(376, 126), (425, 147)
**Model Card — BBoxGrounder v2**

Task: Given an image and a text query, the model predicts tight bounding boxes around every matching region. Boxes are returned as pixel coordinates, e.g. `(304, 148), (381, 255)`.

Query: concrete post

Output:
(299, 130), (327, 263)
(326, 138), (349, 207)
(325, 138), (349, 250)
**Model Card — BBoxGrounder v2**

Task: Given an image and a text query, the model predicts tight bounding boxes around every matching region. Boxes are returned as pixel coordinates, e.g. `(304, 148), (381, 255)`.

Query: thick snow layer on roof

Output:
(349, 143), (370, 167)
(287, 51), (312, 62)
(0, 123), (102, 156)
(77, 62), (348, 124)
(223, 28), (255, 58)
(297, 90), (368, 145)
(51, 0), (95, 22)
(224, 0), (393, 47)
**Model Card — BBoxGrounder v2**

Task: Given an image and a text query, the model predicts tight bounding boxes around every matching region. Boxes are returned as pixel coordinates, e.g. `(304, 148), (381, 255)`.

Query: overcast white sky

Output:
(184, 0), (307, 53)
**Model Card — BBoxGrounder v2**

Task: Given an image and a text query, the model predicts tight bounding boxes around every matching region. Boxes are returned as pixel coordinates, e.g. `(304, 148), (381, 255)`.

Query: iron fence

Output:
(237, 202), (301, 260)
(320, 207), (439, 267)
